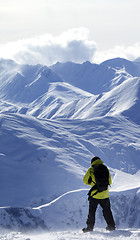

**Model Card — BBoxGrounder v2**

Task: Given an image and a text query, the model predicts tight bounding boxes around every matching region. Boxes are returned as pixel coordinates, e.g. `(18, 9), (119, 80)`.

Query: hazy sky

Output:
(0, 0), (140, 65)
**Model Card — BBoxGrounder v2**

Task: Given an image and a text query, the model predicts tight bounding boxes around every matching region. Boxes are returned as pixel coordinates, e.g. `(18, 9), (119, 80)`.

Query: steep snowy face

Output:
(51, 61), (116, 94)
(51, 58), (140, 94)
(84, 77), (140, 118)
(26, 82), (96, 119)
(123, 80), (140, 124)
(0, 62), (63, 103)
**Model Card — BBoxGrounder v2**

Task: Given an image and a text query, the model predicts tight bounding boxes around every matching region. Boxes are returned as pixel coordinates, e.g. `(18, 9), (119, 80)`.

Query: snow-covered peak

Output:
(0, 61), (63, 103)
(51, 58), (140, 94)
(101, 57), (140, 77)
(51, 60), (115, 94)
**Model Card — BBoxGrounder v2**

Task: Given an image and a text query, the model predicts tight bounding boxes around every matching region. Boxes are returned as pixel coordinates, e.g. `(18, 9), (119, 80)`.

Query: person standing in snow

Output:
(82, 156), (115, 233)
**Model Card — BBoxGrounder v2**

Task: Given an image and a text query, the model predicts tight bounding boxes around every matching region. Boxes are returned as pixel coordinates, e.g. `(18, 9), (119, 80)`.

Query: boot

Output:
(106, 225), (116, 231)
(82, 225), (93, 233)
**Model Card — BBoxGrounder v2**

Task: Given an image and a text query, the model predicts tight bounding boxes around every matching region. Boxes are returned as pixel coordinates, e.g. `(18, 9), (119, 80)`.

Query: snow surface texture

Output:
(0, 229), (140, 240)
(0, 57), (140, 238)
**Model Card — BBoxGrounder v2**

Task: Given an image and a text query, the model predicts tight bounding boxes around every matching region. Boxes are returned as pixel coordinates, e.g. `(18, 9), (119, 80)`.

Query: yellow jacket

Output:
(83, 159), (112, 199)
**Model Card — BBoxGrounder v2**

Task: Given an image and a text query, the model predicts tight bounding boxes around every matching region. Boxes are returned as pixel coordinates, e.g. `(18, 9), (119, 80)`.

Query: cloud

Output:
(1, 28), (140, 65)
(94, 43), (140, 63)
(0, 28), (96, 65)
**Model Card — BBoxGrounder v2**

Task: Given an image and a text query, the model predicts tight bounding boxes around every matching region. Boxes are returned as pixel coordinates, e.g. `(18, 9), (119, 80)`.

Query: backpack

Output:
(88, 164), (109, 197)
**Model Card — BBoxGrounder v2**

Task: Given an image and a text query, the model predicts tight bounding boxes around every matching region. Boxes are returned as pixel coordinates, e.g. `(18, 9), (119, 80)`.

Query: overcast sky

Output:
(0, 0), (140, 65)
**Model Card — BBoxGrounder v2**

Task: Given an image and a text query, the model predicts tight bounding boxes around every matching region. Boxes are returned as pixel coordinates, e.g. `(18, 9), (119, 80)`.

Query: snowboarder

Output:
(82, 156), (115, 233)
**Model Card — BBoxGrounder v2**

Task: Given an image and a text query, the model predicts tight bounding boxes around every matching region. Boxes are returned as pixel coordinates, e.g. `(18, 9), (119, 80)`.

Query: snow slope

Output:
(0, 59), (63, 103)
(0, 57), (140, 236)
(0, 113), (140, 207)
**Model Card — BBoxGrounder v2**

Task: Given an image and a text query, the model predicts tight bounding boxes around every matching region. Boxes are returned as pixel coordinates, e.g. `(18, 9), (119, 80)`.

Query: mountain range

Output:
(0, 57), (140, 231)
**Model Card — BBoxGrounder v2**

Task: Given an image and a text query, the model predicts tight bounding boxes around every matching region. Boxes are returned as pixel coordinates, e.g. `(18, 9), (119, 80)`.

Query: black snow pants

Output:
(86, 197), (115, 229)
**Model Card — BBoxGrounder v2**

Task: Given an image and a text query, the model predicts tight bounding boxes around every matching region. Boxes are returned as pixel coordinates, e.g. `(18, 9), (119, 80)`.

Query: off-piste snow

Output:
(0, 228), (140, 240)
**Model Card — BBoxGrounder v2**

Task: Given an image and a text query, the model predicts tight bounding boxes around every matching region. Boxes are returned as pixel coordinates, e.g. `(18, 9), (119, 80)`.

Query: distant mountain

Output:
(0, 60), (63, 103)
(101, 57), (140, 76)
(50, 61), (115, 94)
(50, 58), (140, 94)
(1, 58), (140, 124)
